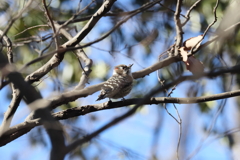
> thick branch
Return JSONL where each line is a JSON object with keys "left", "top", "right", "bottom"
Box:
{"left": 0, "top": 53, "right": 66, "bottom": 160}
{"left": 0, "top": 30, "right": 18, "bottom": 135}
{"left": 54, "top": 23, "right": 93, "bottom": 90}
{"left": 2, "top": 85, "right": 240, "bottom": 147}
{"left": 64, "top": 0, "right": 163, "bottom": 53}
{"left": 62, "top": 0, "right": 116, "bottom": 47}
{"left": 53, "top": 89, "right": 240, "bottom": 120}
{"left": 26, "top": 0, "right": 116, "bottom": 83}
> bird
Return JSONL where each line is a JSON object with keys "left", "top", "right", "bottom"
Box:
{"left": 96, "top": 64, "right": 134, "bottom": 101}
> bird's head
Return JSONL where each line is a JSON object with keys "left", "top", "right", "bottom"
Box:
{"left": 113, "top": 64, "right": 133, "bottom": 76}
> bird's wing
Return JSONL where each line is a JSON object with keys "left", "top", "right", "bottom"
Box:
{"left": 96, "top": 76, "right": 121, "bottom": 101}
{"left": 103, "top": 76, "right": 122, "bottom": 94}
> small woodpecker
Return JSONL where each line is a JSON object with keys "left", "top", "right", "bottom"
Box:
{"left": 96, "top": 64, "right": 133, "bottom": 101}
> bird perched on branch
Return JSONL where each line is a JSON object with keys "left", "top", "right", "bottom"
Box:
{"left": 96, "top": 64, "right": 134, "bottom": 101}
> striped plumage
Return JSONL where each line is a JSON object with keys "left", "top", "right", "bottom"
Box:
{"left": 96, "top": 64, "right": 133, "bottom": 101}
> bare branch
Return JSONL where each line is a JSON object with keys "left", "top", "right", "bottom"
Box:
{"left": 18, "top": 19, "right": 240, "bottom": 76}
{"left": 14, "top": 25, "right": 49, "bottom": 37}
{"left": 0, "top": 30, "right": 13, "bottom": 63}
{"left": 65, "top": 98, "right": 148, "bottom": 153}
{"left": 62, "top": 0, "right": 117, "bottom": 47}
{"left": 0, "top": 0, "right": 33, "bottom": 40}
{"left": 174, "top": 0, "right": 183, "bottom": 55}
{"left": 42, "top": 0, "right": 59, "bottom": 49}
{"left": 158, "top": 2, "right": 187, "bottom": 19}
{"left": 181, "top": 0, "right": 202, "bottom": 27}
{"left": 57, "top": 0, "right": 163, "bottom": 25}
{"left": 54, "top": 89, "right": 240, "bottom": 119}
{"left": 54, "top": 23, "right": 93, "bottom": 90}
{"left": 66, "top": 0, "right": 164, "bottom": 51}
{"left": 16, "top": 0, "right": 165, "bottom": 83}
{"left": 190, "top": 0, "right": 219, "bottom": 54}
{"left": 55, "top": 0, "right": 95, "bottom": 33}
{"left": 2, "top": 84, "right": 240, "bottom": 147}
{"left": 0, "top": 52, "right": 66, "bottom": 160}
{"left": 0, "top": 30, "right": 20, "bottom": 136}
{"left": 74, "top": 50, "right": 92, "bottom": 90}
{"left": 198, "top": 21, "right": 240, "bottom": 51}
{"left": 186, "top": 99, "right": 227, "bottom": 160}
{"left": 26, "top": 0, "right": 117, "bottom": 83}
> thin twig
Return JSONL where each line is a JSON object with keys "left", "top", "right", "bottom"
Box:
{"left": 57, "top": 0, "right": 163, "bottom": 25}
{"left": 39, "top": 39, "right": 54, "bottom": 56}
{"left": 190, "top": 0, "right": 219, "bottom": 54}
{"left": 186, "top": 100, "right": 226, "bottom": 160}
{"left": 204, "top": 127, "right": 240, "bottom": 147}
{"left": 76, "top": 0, "right": 82, "bottom": 13}
{"left": 175, "top": 104, "right": 182, "bottom": 160}
{"left": 54, "top": 0, "right": 95, "bottom": 36}
{"left": 187, "top": 42, "right": 231, "bottom": 160}
{"left": 42, "top": 0, "right": 59, "bottom": 49}
{"left": 158, "top": 3, "right": 187, "bottom": 19}
{"left": 158, "top": 70, "right": 182, "bottom": 160}
{"left": 158, "top": 76, "right": 180, "bottom": 123}
{"left": 0, "top": 0, "right": 33, "bottom": 40}
{"left": 25, "top": 0, "right": 117, "bottom": 83}
{"left": 174, "top": 0, "right": 183, "bottom": 56}
{"left": 53, "top": 22, "right": 92, "bottom": 90}
{"left": 62, "top": 0, "right": 163, "bottom": 48}
{"left": 14, "top": 25, "right": 49, "bottom": 37}
{"left": 181, "top": 0, "right": 202, "bottom": 26}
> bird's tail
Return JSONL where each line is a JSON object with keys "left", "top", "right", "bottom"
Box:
{"left": 96, "top": 93, "right": 105, "bottom": 101}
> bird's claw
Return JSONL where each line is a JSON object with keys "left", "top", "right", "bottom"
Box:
{"left": 108, "top": 98, "right": 112, "bottom": 103}
{"left": 121, "top": 97, "right": 126, "bottom": 102}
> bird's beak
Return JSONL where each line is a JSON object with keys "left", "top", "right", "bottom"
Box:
{"left": 128, "top": 64, "right": 133, "bottom": 68}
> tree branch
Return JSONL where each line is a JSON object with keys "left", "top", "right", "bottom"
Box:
{"left": 2, "top": 64, "right": 240, "bottom": 146}
{"left": 190, "top": 0, "right": 219, "bottom": 54}
{"left": 42, "top": 0, "right": 59, "bottom": 49}
{"left": 181, "top": 0, "right": 202, "bottom": 27}
{"left": 0, "top": 52, "right": 66, "bottom": 160}
{"left": 26, "top": 0, "right": 116, "bottom": 83}
{"left": 54, "top": 23, "right": 93, "bottom": 90}
{"left": 0, "top": 30, "right": 18, "bottom": 135}
{"left": 65, "top": 0, "right": 164, "bottom": 52}
{"left": 52, "top": 89, "right": 240, "bottom": 120}
{"left": 62, "top": 0, "right": 117, "bottom": 47}
{"left": 174, "top": 0, "right": 183, "bottom": 55}
{"left": 0, "top": 0, "right": 33, "bottom": 40}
